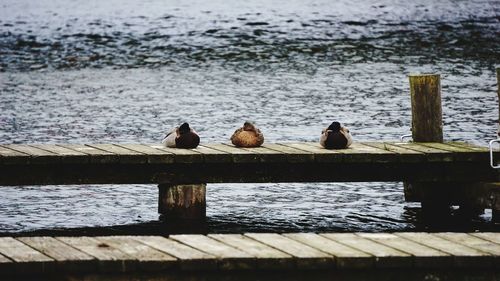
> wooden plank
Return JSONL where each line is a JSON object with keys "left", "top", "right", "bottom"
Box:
{"left": 303, "top": 142, "right": 397, "bottom": 163}
{"left": 284, "top": 233, "right": 373, "bottom": 269}
{"left": 194, "top": 145, "right": 232, "bottom": 163}
{"left": 0, "top": 237, "right": 53, "bottom": 274}
{"left": 148, "top": 144, "right": 203, "bottom": 163}
{"left": 114, "top": 144, "right": 175, "bottom": 164}
{"left": 362, "top": 142, "right": 426, "bottom": 163}
{"left": 58, "top": 144, "right": 118, "bottom": 164}
{"left": 262, "top": 143, "right": 314, "bottom": 163}
{"left": 448, "top": 142, "right": 491, "bottom": 152}
{"left": 244, "top": 233, "right": 333, "bottom": 269}
{"left": 209, "top": 234, "right": 293, "bottom": 269}
{"left": 86, "top": 144, "right": 147, "bottom": 164}
{"left": 0, "top": 145, "right": 30, "bottom": 164}
{"left": 132, "top": 236, "right": 216, "bottom": 270}
{"left": 470, "top": 232, "right": 500, "bottom": 244}
{"left": 418, "top": 143, "right": 488, "bottom": 161}
{"left": 170, "top": 234, "right": 255, "bottom": 270}
{"left": 1, "top": 144, "right": 59, "bottom": 164}
{"left": 321, "top": 233, "right": 411, "bottom": 268}
{"left": 17, "top": 237, "right": 96, "bottom": 272}
{"left": 241, "top": 146, "right": 288, "bottom": 162}
{"left": 358, "top": 233, "right": 451, "bottom": 268}
{"left": 388, "top": 142, "right": 453, "bottom": 162}
{"left": 95, "top": 236, "right": 176, "bottom": 271}
{"left": 30, "top": 144, "right": 89, "bottom": 164}
{"left": 202, "top": 143, "right": 259, "bottom": 163}
{"left": 280, "top": 143, "right": 343, "bottom": 163}
{"left": 396, "top": 233, "right": 492, "bottom": 267}
{"left": 434, "top": 233, "right": 500, "bottom": 256}
{"left": 56, "top": 236, "right": 136, "bottom": 273}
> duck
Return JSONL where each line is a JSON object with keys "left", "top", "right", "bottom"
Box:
{"left": 162, "top": 122, "right": 200, "bottom": 149}
{"left": 230, "top": 121, "right": 264, "bottom": 147}
{"left": 320, "top": 121, "right": 353, "bottom": 149}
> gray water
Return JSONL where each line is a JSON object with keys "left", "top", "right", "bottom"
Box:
{"left": 0, "top": 0, "right": 499, "bottom": 234}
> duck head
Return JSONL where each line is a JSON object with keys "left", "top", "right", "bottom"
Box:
{"left": 179, "top": 122, "right": 191, "bottom": 134}
{"left": 243, "top": 121, "right": 257, "bottom": 131}
{"left": 327, "top": 121, "right": 341, "bottom": 132}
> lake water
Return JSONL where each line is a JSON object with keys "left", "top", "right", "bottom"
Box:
{"left": 0, "top": 0, "right": 499, "bottom": 234}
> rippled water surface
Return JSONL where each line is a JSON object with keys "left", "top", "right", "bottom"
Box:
{"left": 0, "top": 0, "right": 499, "bottom": 234}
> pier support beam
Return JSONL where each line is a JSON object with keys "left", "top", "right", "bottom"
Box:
{"left": 158, "top": 184, "right": 206, "bottom": 220}
{"left": 406, "top": 74, "right": 451, "bottom": 216}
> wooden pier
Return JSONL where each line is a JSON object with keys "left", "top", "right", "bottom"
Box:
{"left": 1, "top": 141, "right": 500, "bottom": 221}
{"left": 0, "top": 232, "right": 498, "bottom": 280}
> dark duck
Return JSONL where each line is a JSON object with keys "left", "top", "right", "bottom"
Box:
{"left": 162, "top": 122, "right": 200, "bottom": 149}
{"left": 320, "top": 121, "right": 353, "bottom": 149}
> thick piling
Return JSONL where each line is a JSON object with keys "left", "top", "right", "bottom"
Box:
{"left": 158, "top": 184, "right": 207, "bottom": 221}
{"left": 406, "top": 74, "right": 449, "bottom": 216}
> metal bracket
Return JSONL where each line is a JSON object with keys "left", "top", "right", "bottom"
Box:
{"left": 489, "top": 139, "right": 500, "bottom": 169}
{"left": 400, "top": 134, "right": 413, "bottom": 142}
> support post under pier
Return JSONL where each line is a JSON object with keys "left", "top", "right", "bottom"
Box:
{"left": 158, "top": 184, "right": 207, "bottom": 220}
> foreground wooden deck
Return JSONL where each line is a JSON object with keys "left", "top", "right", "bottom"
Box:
{"left": 0, "top": 232, "right": 498, "bottom": 278}
{"left": 0, "top": 142, "right": 498, "bottom": 185}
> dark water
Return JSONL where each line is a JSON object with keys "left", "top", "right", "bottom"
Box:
{"left": 0, "top": 0, "right": 499, "bottom": 234}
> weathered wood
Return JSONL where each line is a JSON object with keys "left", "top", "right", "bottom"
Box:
{"left": 244, "top": 233, "right": 333, "bottom": 269}
{"left": 1, "top": 144, "right": 59, "bottom": 164}
{"left": 132, "top": 236, "right": 216, "bottom": 270}
{"left": 362, "top": 142, "right": 426, "bottom": 163}
{"left": 280, "top": 143, "right": 343, "bottom": 163}
{"left": 170, "top": 234, "right": 255, "bottom": 270}
{"left": 86, "top": 144, "right": 147, "bottom": 164}
{"left": 434, "top": 233, "right": 500, "bottom": 259}
{"left": 158, "top": 184, "right": 206, "bottom": 220}
{"left": 58, "top": 144, "right": 118, "bottom": 164}
{"left": 0, "top": 145, "right": 30, "bottom": 164}
{"left": 390, "top": 142, "right": 452, "bottom": 162}
{"left": 470, "top": 232, "right": 500, "bottom": 244}
{"left": 284, "top": 233, "right": 373, "bottom": 269}
{"left": 497, "top": 67, "right": 500, "bottom": 135}
{"left": 56, "top": 236, "right": 136, "bottom": 273}
{"left": 29, "top": 144, "right": 90, "bottom": 164}
{"left": 209, "top": 234, "right": 293, "bottom": 269}
{"left": 240, "top": 146, "right": 288, "bottom": 162}
{"left": 418, "top": 142, "right": 488, "bottom": 161}
{"left": 114, "top": 144, "right": 175, "bottom": 164}
{"left": 17, "top": 236, "right": 96, "bottom": 272}
{"left": 396, "top": 233, "right": 492, "bottom": 267}
{"left": 95, "top": 236, "right": 176, "bottom": 271}
{"left": 0, "top": 237, "right": 54, "bottom": 274}
{"left": 320, "top": 233, "right": 411, "bottom": 268}
{"left": 261, "top": 144, "right": 314, "bottom": 163}
{"left": 149, "top": 144, "right": 203, "bottom": 163}
{"left": 358, "top": 233, "right": 451, "bottom": 268}
{"left": 193, "top": 145, "right": 232, "bottom": 163}
{"left": 202, "top": 143, "right": 259, "bottom": 163}
{"left": 409, "top": 74, "right": 443, "bottom": 142}
{"left": 302, "top": 142, "right": 397, "bottom": 163}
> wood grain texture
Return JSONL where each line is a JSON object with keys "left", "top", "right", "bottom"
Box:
{"left": 95, "top": 236, "right": 176, "bottom": 271}
{"left": 209, "top": 234, "right": 293, "bottom": 269}
{"left": 245, "top": 233, "right": 333, "bottom": 269}
{"left": 321, "top": 233, "right": 411, "bottom": 268}
{"left": 56, "top": 236, "right": 136, "bottom": 273}
{"left": 363, "top": 142, "right": 426, "bottom": 163}
{"left": 284, "top": 233, "right": 373, "bottom": 269}
{"left": 396, "top": 233, "right": 492, "bottom": 268}
{"left": 0, "top": 237, "right": 54, "bottom": 274}
{"left": 0, "top": 145, "right": 30, "bottom": 164}
{"left": 86, "top": 144, "right": 147, "bottom": 164}
{"left": 280, "top": 143, "right": 343, "bottom": 163}
{"left": 193, "top": 145, "right": 232, "bottom": 163}
{"left": 115, "top": 144, "right": 175, "bottom": 164}
{"left": 132, "top": 236, "right": 216, "bottom": 270}
{"left": 1, "top": 144, "right": 59, "bottom": 164}
{"left": 262, "top": 143, "right": 315, "bottom": 163}
{"left": 149, "top": 144, "right": 203, "bottom": 163}
{"left": 29, "top": 144, "right": 89, "bottom": 164}
{"left": 409, "top": 74, "right": 443, "bottom": 142}
{"left": 389, "top": 142, "right": 453, "bottom": 162}
{"left": 470, "top": 232, "right": 500, "bottom": 244}
{"left": 202, "top": 143, "right": 259, "bottom": 163}
{"left": 358, "top": 233, "right": 451, "bottom": 268}
{"left": 170, "top": 234, "right": 255, "bottom": 270}
{"left": 58, "top": 144, "right": 118, "bottom": 164}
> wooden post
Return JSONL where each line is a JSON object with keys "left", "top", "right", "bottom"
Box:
{"left": 158, "top": 184, "right": 206, "bottom": 220}
{"left": 409, "top": 74, "right": 443, "bottom": 142}
{"left": 497, "top": 68, "right": 500, "bottom": 138}
{"left": 407, "top": 74, "right": 449, "bottom": 216}
{"left": 495, "top": 68, "right": 500, "bottom": 222}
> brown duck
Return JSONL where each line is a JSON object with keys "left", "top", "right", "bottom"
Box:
{"left": 230, "top": 122, "right": 264, "bottom": 147}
